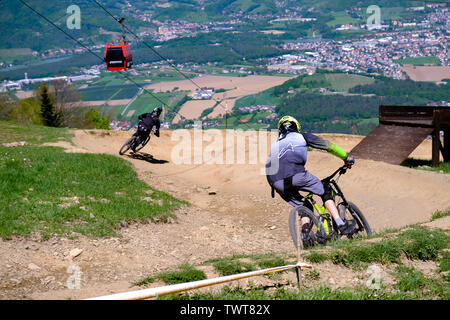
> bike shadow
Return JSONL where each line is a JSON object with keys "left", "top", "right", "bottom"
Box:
{"left": 126, "top": 152, "right": 169, "bottom": 164}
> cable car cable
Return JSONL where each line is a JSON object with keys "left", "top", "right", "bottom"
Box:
{"left": 16, "top": 0, "right": 188, "bottom": 120}
{"left": 89, "top": 0, "right": 254, "bottom": 130}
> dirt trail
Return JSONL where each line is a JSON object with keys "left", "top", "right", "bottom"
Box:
{"left": 1, "top": 130, "right": 449, "bottom": 300}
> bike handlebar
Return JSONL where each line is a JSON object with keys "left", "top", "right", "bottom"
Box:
{"left": 322, "top": 165, "right": 348, "bottom": 183}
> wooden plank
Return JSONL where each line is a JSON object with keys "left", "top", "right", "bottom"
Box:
{"left": 350, "top": 124, "right": 433, "bottom": 165}
{"left": 444, "top": 129, "right": 450, "bottom": 162}
{"left": 379, "top": 105, "right": 434, "bottom": 126}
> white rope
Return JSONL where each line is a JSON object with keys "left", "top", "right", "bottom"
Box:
{"left": 86, "top": 262, "right": 313, "bottom": 300}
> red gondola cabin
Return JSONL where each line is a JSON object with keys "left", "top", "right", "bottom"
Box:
{"left": 104, "top": 41, "right": 133, "bottom": 71}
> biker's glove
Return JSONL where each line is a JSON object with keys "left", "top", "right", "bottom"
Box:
{"left": 344, "top": 156, "right": 355, "bottom": 168}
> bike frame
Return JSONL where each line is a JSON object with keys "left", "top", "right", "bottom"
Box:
{"left": 300, "top": 166, "right": 354, "bottom": 237}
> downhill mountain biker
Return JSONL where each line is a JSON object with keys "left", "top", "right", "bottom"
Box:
{"left": 131, "top": 106, "right": 162, "bottom": 152}
{"left": 265, "top": 115, "right": 356, "bottom": 248}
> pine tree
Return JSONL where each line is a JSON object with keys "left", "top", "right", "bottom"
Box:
{"left": 39, "top": 82, "right": 61, "bottom": 127}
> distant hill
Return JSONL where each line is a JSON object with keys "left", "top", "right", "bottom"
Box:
{"left": 2, "top": 0, "right": 420, "bottom": 51}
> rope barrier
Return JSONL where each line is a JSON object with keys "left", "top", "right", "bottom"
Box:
{"left": 86, "top": 262, "right": 313, "bottom": 300}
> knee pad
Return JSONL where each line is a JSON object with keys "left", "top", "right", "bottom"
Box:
{"left": 321, "top": 182, "right": 334, "bottom": 202}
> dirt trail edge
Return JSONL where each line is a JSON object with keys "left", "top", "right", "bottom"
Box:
{"left": 1, "top": 130, "right": 449, "bottom": 300}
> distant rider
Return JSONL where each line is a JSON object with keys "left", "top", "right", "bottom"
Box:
{"left": 131, "top": 106, "right": 162, "bottom": 152}
{"left": 266, "top": 115, "right": 356, "bottom": 248}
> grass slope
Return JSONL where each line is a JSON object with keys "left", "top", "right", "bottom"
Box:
{"left": 133, "top": 222, "right": 450, "bottom": 300}
{"left": 0, "top": 121, "right": 187, "bottom": 239}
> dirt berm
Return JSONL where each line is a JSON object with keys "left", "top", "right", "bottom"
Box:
{"left": 1, "top": 129, "right": 449, "bottom": 299}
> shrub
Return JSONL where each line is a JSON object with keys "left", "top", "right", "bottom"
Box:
{"left": 7, "top": 98, "right": 42, "bottom": 125}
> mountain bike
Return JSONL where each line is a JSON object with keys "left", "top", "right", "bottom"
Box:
{"left": 119, "top": 129, "right": 151, "bottom": 155}
{"left": 288, "top": 165, "right": 372, "bottom": 250}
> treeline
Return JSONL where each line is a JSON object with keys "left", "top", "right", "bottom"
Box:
{"left": 277, "top": 92, "right": 430, "bottom": 122}
{"left": 270, "top": 91, "right": 431, "bottom": 134}
{"left": 0, "top": 0, "right": 148, "bottom": 51}
{"left": 1, "top": 30, "right": 288, "bottom": 80}
{"left": 0, "top": 53, "right": 101, "bottom": 81}
{"left": 0, "top": 81, "right": 109, "bottom": 129}
{"left": 135, "top": 31, "right": 288, "bottom": 65}
{"left": 349, "top": 79, "right": 450, "bottom": 103}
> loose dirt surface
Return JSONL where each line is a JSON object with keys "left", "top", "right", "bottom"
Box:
{"left": 1, "top": 130, "right": 449, "bottom": 300}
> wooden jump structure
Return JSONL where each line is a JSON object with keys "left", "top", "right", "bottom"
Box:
{"left": 350, "top": 105, "right": 450, "bottom": 166}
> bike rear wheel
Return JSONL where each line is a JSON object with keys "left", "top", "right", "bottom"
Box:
{"left": 134, "top": 134, "right": 150, "bottom": 152}
{"left": 119, "top": 136, "right": 137, "bottom": 155}
{"left": 338, "top": 201, "right": 372, "bottom": 237}
{"left": 289, "top": 206, "right": 326, "bottom": 250}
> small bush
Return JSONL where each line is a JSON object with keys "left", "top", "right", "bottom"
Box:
{"left": 431, "top": 210, "right": 450, "bottom": 221}
{"left": 398, "top": 227, "right": 449, "bottom": 261}
{"left": 303, "top": 251, "right": 329, "bottom": 264}
{"left": 157, "top": 263, "right": 206, "bottom": 285}
{"left": 213, "top": 259, "right": 256, "bottom": 276}
{"left": 394, "top": 266, "right": 427, "bottom": 293}
{"left": 7, "top": 98, "right": 42, "bottom": 125}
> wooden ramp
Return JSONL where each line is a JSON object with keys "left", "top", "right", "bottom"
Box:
{"left": 350, "top": 105, "right": 450, "bottom": 166}
{"left": 350, "top": 124, "right": 433, "bottom": 165}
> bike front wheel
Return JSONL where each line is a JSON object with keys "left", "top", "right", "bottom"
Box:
{"left": 338, "top": 201, "right": 372, "bottom": 237}
{"left": 119, "top": 136, "right": 137, "bottom": 155}
{"left": 289, "top": 206, "right": 326, "bottom": 250}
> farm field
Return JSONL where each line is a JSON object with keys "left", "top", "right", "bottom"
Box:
{"left": 146, "top": 75, "right": 293, "bottom": 120}
{"left": 402, "top": 65, "right": 450, "bottom": 82}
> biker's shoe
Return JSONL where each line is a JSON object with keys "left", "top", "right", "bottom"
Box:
{"left": 301, "top": 225, "right": 315, "bottom": 248}
{"left": 338, "top": 220, "right": 357, "bottom": 235}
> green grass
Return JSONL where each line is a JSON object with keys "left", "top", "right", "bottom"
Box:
{"left": 234, "top": 88, "right": 280, "bottom": 108}
{"left": 401, "top": 158, "right": 450, "bottom": 174}
{"left": 325, "top": 73, "right": 375, "bottom": 93}
{"left": 121, "top": 90, "right": 188, "bottom": 125}
{"left": 394, "top": 56, "right": 441, "bottom": 66}
{"left": 326, "top": 11, "right": 360, "bottom": 27}
{"left": 0, "top": 145, "right": 187, "bottom": 239}
{"left": 0, "top": 120, "right": 72, "bottom": 145}
{"left": 0, "top": 121, "right": 187, "bottom": 239}
{"left": 0, "top": 48, "right": 34, "bottom": 64}
{"left": 432, "top": 210, "right": 450, "bottom": 221}
{"left": 161, "top": 283, "right": 419, "bottom": 300}
{"left": 78, "top": 85, "right": 140, "bottom": 101}
{"left": 204, "top": 253, "right": 291, "bottom": 276}
{"left": 134, "top": 263, "right": 206, "bottom": 286}
{"left": 133, "top": 224, "right": 450, "bottom": 300}
{"left": 302, "top": 226, "right": 450, "bottom": 269}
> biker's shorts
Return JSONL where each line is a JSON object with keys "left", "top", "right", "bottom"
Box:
{"left": 271, "top": 171, "right": 333, "bottom": 207}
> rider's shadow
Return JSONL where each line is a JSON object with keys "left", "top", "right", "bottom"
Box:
{"left": 127, "top": 152, "right": 169, "bottom": 164}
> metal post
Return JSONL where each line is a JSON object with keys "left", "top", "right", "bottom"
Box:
{"left": 296, "top": 215, "right": 303, "bottom": 288}
{"left": 118, "top": 17, "right": 126, "bottom": 42}
{"left": 432, "top": 129, "right": 440, "bottom": 167}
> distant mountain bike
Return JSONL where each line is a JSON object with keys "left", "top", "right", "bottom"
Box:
{"left": 119, "top": 130, "right": 151, "bottom": 155}
{"left": 289, "top": 165, "right": 372, "bottom": 250}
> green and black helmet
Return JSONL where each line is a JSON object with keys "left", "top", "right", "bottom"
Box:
{"left": 278, "top": 115, "right": 301, "bottom": 134}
